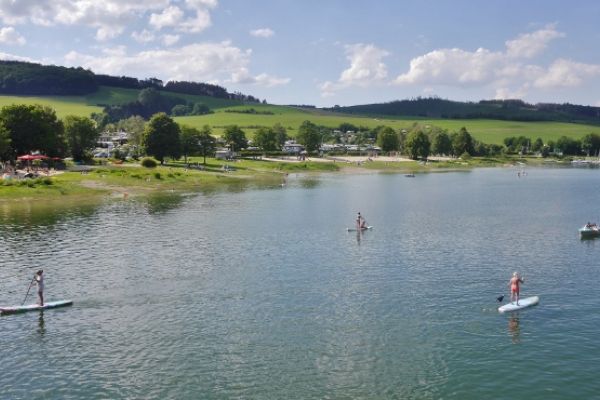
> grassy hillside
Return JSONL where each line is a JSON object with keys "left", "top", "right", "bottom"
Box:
{"left": 1, "top": 86, "right": 600, "bottom": 144}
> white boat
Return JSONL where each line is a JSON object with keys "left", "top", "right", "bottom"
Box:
{"left": 579, "top": 223, "right": 600, "bottom": 238}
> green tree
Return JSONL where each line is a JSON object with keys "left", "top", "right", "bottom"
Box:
{"left": 376, "top": 126, "right": 399, "bottom": 152}
{"left": 296, "top": 120, "right": 321, "bottom": 152}
{"left": 179, "top": 125, "right": 201, "bottom": 164}
{"left": 273, "top": 123, "right": 287, "bottom": 149}
{"left": 142, "top": 113, "right": 181, "bottom": 164}
{"left": 171, "top": 104, "right": 191, "bottom": 116}
{"left": 0, "top": 104, "right": 65, "bottom": 157}
{"left": 253, "top": 127, "right": 278, "bottom": 151}
{"left": 451, "top": 127, "right": 474, "bottom": 157}
{"left": 191, "top": 103, "right": 210, "bottom": 115}
{"left": 117, "top": 115, "right": 146, "bottom": 148}
{"left": 405, "top": 130, "right": 430, "bottom": 160}
{"left": 64, "top": 115, "right": 99, "bottom": 162}
{"left": 0, "top": 122, "right": 11, "bottom": 161}
{"left": 198, "top": 125, "right": 216, "bottom": 165}
{"left": 432, "top": 131, "right": 452, "bottom": 156}
{"left": 531, "top": 137, "right": 544, "bottom": 153}
{"left": 222, "top": 125, "right": 247, "bottom": 152}
{"left": 556, "top": 136, "right": 581, "bottom": 156}
{"left": 581, "top": 133, "right": 600, "bottom": 156}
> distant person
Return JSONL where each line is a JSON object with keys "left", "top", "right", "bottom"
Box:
{"left": 508, "top": 272, "right": 524, "bottom": 305}
{"left": 34, "top": 269, "right": 44, "bottom": 306}
{"left": 356, "top": 212, "right": 362, "bottom": 230}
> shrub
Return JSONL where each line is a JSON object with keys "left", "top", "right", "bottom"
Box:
{"left": 460, "top": 151, "right": 472, "bottom": 160}
{"left": 141, "top": 157, "right": 158, "bottom": 168}
{"left": 154, "top": 172, "right": 162, "bottom": 179}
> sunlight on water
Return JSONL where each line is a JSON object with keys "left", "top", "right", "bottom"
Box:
{"left": 1, "top": 167, "right": 600, "bottom": 399}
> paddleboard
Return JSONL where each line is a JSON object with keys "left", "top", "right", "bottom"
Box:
{"left": 498, "top": 296, "right": 539, "bottom": 313}
{"left": 347, "top": 226, "right": 373, "bottom": 232}
{"left": 0, "top": 300, "right": 73, "bottom": 315}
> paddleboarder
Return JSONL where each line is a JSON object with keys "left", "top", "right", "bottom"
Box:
{"left": 34, "top": 270, "right": 44, "bottom": 306}
{"left": 508, "top": 271, "right": 524, "bottom": 305}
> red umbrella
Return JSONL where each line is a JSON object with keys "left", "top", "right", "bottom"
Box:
{"left": 17, "top": 154, "right": 49, "bottom": 160}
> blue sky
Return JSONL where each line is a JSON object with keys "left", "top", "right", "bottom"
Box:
{"left": 1, "top": 0, "right": 600, "bottom": 107}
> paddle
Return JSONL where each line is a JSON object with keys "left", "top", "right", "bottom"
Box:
{"left": 496, "top": 295, "right": 504, "bottom": 303}
{"left": 21, "top": 276, "right": 35, "bottom": 306}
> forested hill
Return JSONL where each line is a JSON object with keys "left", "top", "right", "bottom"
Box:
{"left": 0, "top": 60, "right": 261, "bottom": 102}
{"left": 326, "top": 98, "right": 600, "bottom": 125}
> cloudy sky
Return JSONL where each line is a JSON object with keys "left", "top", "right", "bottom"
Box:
{"left": 1, "top": 0, "right": 600, "bottom": 107}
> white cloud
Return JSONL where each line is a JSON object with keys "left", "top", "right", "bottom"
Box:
{"left": 250, "top": 28, "right": 274, "bottom": 38}
{"left": 0, "top": 26, "right": 26, "bottom": 45}
{"left": 149, "top": 5, "right": 183, "bottom": 30}
{"left": 505, "top": 25, "right": 564, "bottom": 58}
{"left": 177, "top": 8, "right": 212, "bottom": 33}
{"left": 394, "top": 47, "right": 503, "bottom": 86}
{"left": 0, "top": 51, "right": 34, "bottom": 62}
{"left": 64, "top": 41, "right": 289, "bottom": 87}
{"left": 392, "top": 26, "right": 600, "bottom": 100}
{"left": 132, "top": 30, "right": 155, "bottom": 43}
{"left": 320, "top": 43, "right": 389, "bottom": 96}
{"left": 162, "top": 34, "right": 180, "bottom": 46}
{"left": 533, "top": 59, "right": 600, "bottom": 88}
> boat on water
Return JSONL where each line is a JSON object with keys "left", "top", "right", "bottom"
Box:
{"left": 404, "top": 174, "right": 415, "bottom": 178}
{"left": 579, "top": 223, "right": 600, "bottom": 238}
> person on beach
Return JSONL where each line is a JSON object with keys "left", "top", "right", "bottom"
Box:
{"left": 34, "top": 269, "right": 44, "bottom": 306}
{"left": 508, "top": 271, "right": 524, "bottom": 305}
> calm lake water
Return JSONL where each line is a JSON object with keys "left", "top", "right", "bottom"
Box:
{"left": 1, "top": 167, "right": 600, "bottom": 399}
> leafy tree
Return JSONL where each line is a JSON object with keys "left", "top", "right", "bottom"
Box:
{"left": 191, "top": 103, "right": 210, "bottom": 115}
{"left": 432, "top": 131, "right": 452, "bottom": 156}
{"left": 222, "top": 125, "right": 247, "bottom": 152}
{"left": 198, "top": 125, "right": 216, "bottom": 165}
{"left": 272, "top": 123, "right": 287, "bottom": 149}
{"left": 296, "top": 120, "right": 321, "bottom": 152}
{"left": 405, "top": 130, "right": 430, "bottom": 160}
{"left": 253, "top": 127, "right": 278, "bottom": 151}
{"left": 171, "top": 104, "right": 191, "bottom": 116}
{"left": 0, "top": 104, "right": 65, "bottom": 157}
{"left": 179, "top": 125, "right": 202, "bottom": 164}
{"left": 451, "top": 127, "right": 474, "bottom": 156}
{"left": 0, "top": 122, "right": 11, "bottom": 161}
{"left": 376, "top": 126, "right": 399, "bottom": 152}
{"left": 531, "top": 137, "right": 544, "bottom": 153}
{"left": 581, "top": 133, "right": 600, "bottom": 156}
{"left": 142, "top": 113, "right": 181, "bottom": 164}
{"left": 338, "top": 122, "right": 358, "bottom": 133}
{"left": 556, "top": 136, "right": 581, "bottom": 156}
{"left": 64, "top": 115, "right": 99, "bottom": 162}
{"left": 116, "top": 116, "right": 146, "bottom": 148}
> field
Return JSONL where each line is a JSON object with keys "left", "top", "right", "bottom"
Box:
{"left": 1, "top": 86, "right": 600, "bottom": 144}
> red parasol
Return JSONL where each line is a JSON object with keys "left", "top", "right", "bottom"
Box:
{"left": 17, "top": 154, "right": 49, "bottom": 161}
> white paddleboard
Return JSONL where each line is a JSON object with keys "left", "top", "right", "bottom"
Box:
{"left": 498, "top": 296, "right": 539, "bottom": 313}
{"left": 0, "top": 300, "right": 73, "bottom": 315}
{"left": 347, "top": 226, "right": 373, "bottom": 232}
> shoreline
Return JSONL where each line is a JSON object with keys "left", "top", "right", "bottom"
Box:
{"left": 0, "top": 156, "right": 576, "bottom": 204}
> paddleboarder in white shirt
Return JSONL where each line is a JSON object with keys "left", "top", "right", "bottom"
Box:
{"left": 34, "top": 270, "right": 44, "bottom": 306}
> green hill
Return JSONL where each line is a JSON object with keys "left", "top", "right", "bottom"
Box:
{"left": 1, "top": 86, "right": 600, "bottom": 145}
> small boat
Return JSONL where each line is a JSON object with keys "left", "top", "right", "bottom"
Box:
{"left": 0, "top": 300, "right": 73, "bottom": 315}
{"left": 404, "top": 174, "right": 415, "bottom": 178}
{"left": 579, "top": 223, "right": 600, "bottom": 238}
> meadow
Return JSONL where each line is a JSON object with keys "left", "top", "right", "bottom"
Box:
{"left": 1, "top": 86, "right": 600, "bottom": 145}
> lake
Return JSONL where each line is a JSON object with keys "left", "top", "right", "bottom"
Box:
{"left": 1, "top": 167, "right": 599, "bottom": 399}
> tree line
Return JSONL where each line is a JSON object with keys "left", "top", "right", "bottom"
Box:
{"left": 0, "top": 60, "right": 262, "bottom": 102}
{"left": 328, "top": 97, "right": 600, "bottom": 125}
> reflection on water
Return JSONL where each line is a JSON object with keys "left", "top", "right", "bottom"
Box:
{"left": 299, "top": 177, "right": 320, "bottom": 189}
{"left": 37, "top": 311, "right": 45, "bottom": 335}
{"left": 141, "top": 192, "right": 186, "bottom": 214}
{"left": 508, "top": 315, "right": 520, "bottom": 344}
{"left": 0, "top": 200, "right": 101, "bottom": 228}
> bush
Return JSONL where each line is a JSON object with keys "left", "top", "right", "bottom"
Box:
{"left": 154, "top": 172, "right": 162, "bottom": 179}
{"left": 141, "top": 157, "right": 158, "bottom": 168}
{"left": 459, "top": 152, "right": 472, "bottom": 160}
